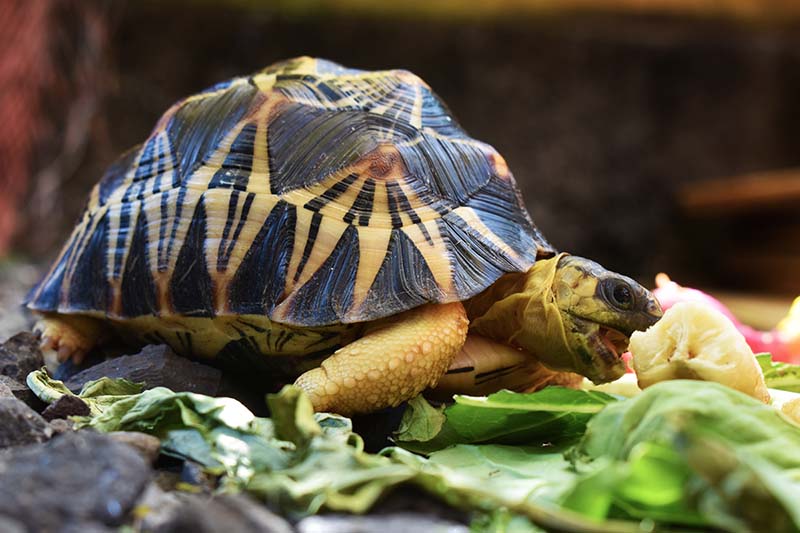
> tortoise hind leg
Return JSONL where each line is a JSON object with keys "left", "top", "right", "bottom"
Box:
{"left": 294, "top": 302, "right": 469, "bottom": 415}
{"left": 34, "top": 313, "right": 105, "bottom": 364}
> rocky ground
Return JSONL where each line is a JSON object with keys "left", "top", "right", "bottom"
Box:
{"left": 0, "top": 264, "right": 468, "bottom": 533}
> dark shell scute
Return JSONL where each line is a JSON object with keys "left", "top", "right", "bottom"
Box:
{"left": 167, "top": 82, "right": 258, "bottom": 186}
{"left": 464, "top": 177, "right": 540, "bottom": 256}
{"left": 121, "top": 209, "right": 158, "bottom": 317}
{"left": 397, "top": 133, "right": 492, "bottom": 208}
{"left": 98, "top": 148, "right": 139, "bottom": 206}
{"left": 361, "top": 229, "right": 441, "bottom": 317}
{"left": 208, "top": 123, "right": 258, "bottom": 191}
{"left": 280, "top": 225, "right": 359, "bottom": 325}
{"left": 227, "top": 200, "right": 296, "bottom": 316}
{"left": 67, "top": 213, "right": 110, "bottom": 312}
{"left": 267, "top": 103, "right": 415, "bottom": 195}
{"left": 420, "top": 86, "right": 464, "bottom": 137}
{"left": 170, "top": 200, "right": 214, "bottom": 317}
{"left": 441, "top": 216, "right": 515, "bottom": 300}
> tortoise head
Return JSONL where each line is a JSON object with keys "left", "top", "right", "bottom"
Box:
{"left": 467, "top": 253, "right": 662, "bottom": 384}
{"left": 549, "top": 255, "right": 662, "bottom": 383}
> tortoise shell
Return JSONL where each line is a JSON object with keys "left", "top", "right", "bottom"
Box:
{"left": 27, "top": 57, "right": 554, "bottom": 327}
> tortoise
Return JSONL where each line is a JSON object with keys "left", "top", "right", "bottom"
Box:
{"left": 26, "top": 57, "right": 662, "bottom": 415}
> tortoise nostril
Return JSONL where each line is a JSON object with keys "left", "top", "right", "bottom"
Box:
{"left": 645, "top": 300, "right": 664, "bottom": 324}
{"left": 650, "top": 299, "right": 664, "bottom": 316}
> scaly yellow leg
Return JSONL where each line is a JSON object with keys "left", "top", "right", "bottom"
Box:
{"left": 429, "top": 334, "right": 583, "bottom": 401}
{"left": 34, "top": 313, "right": 105, "bottom": 364}
{"left": 294, "top": 302, "right": 469, "bottom": 415}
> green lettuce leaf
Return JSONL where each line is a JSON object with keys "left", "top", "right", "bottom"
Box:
{"left": 562, "top": 441, "right": 706, "bottom": 526}
{"left": 757, "top": 353, "right": 800, "bottom": 393}
{"left": 395, "top": 387, "right": 617, "bottom": 454}
{"left": 568, "top": 379, "right": 800, "bottom": 531}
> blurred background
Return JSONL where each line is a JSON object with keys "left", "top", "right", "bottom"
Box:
{"left": 3, "top": 0, "right": 800, "bottom": 336}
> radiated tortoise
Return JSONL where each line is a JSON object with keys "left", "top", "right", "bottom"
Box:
{"left": 26, "top": 57, "right": 662, "bottom": 414}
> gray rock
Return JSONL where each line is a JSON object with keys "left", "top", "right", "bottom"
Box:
{"left": 0, "top": 515, "right": 26, "bottom": 533}
{"left": 0, "top": 332, "right": 44, "bottom": 383}
{"left": 58, "top": 522, "right": 115, "bottom": 533}
{"left": 142, "top": 492, "right": 294, "bottom": 533}
{"left": 64, "top": 344, "right": 221, "bottom": 395}
{"left": 0, "top": 375, "right": 23, "bottom": 391}
{"left": 0, "top": 378, "right": 12, "bottom": 398}
{"left": 49, "top": 417, "right": 76, "bottom": 434}
{"left": 0, "top": 397, "right": 52, "bottom": 448}
{"left": 134, "top": 484, "right": 182, "bottom": 531}
{"left": 297, "top": 513, "right": 469, "bottom": 533}
{"left": 0, "top": 374, "right": 43, "bottom": 409}
{"left": 42, "top": 394, "right": 91, "bottom": 421}
{"left": 0, "top": 431, "right": 152, "bottom": 530}
{"left": 108, "top": 431, "right": 161, "bottom": 464}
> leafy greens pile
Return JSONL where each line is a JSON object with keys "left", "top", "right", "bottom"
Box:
{"left": 27, "top": 360, "right": 800, "bottom": 533}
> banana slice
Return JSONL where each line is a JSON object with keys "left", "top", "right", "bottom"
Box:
{"left": 629, "top": 301, "right": 770, "bottom": 403}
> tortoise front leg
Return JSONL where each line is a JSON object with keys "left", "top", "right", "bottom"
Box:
{"left": 294, "top": 302, "right": 469, "bottom": 415}
{"left": 429, "top": 334, "right": 583, "bottom": 400}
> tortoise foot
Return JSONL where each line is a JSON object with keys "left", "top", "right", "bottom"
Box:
{"left": 34, "top": 315, "right": 102, "bottom": 364}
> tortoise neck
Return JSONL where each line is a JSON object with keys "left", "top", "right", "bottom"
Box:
{"left": 463, "top": 271, "right": 528, "bottom": 323}
{"left": 464, "top": 255, "right": 566, "bottom": 347}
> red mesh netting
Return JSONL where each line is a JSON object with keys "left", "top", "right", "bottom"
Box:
{"left": 0, "top": 0, "right": 51, "bottom": 254}
{"left": 0, "top": 0, "right": 108, "bottom": 257}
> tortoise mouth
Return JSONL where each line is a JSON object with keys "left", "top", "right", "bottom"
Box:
{"left": 598, "top": 326, "right": 631, "bottom": 360}
{"left": 574, "top": 322, "right": 629, "bottom": 384}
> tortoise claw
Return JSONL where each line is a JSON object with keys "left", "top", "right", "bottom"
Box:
{"left": 38, "top": 334, "right": 56, "bottom": 351}
{"left": 33, "top": 316, "right": 100, "bottom": 365}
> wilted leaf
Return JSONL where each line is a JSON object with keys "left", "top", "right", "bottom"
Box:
{"left": 27, "top": 369, "right": 143, "bottom": 416}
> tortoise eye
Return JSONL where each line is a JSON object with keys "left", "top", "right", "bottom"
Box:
{"left": 611, "top": 282, "right": 633, "bottom": 309}
{"left": 603, "top": 280, "right": 634, "bottom": 310}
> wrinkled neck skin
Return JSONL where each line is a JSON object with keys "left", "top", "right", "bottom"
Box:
{"left": 465, "top": 253, "right": 662, "bottom": 384}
